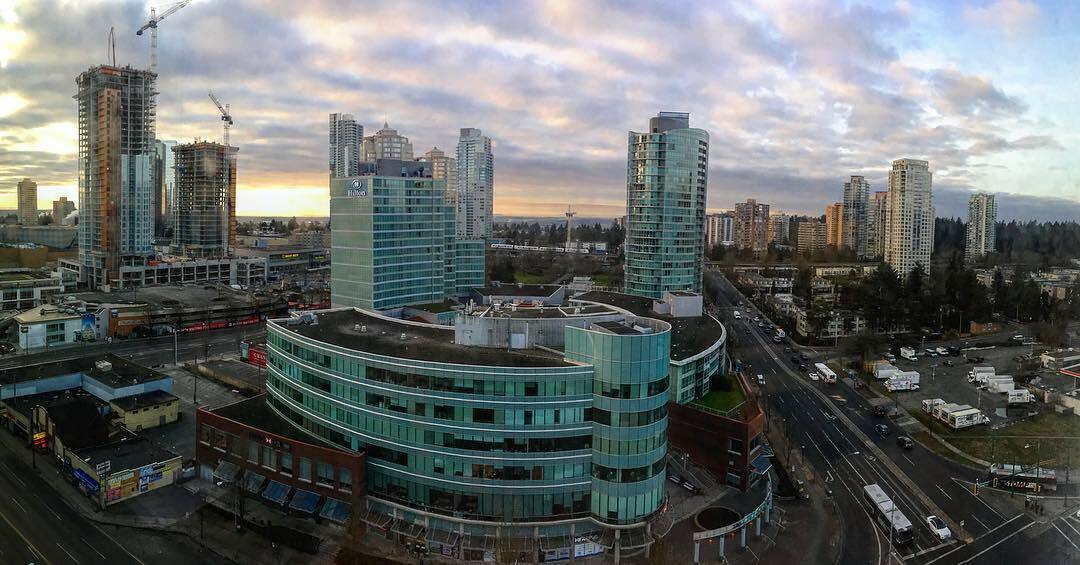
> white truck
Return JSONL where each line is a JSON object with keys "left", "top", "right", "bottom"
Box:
{"left": 922, "top": 398, "right": 945, "bottom": 414}
{"left": 986, "top": 376, "right": 1015, "bottom": 394}
{"left": 885, "top": 378, "right": 919, "bottom": 392}
{"left": 900, "top": 347, "right": 917, "bottom": 362}
{"left": 874, "top": 363, "right": 900, "bottom": 380}
{"left": 895, "top": 370, "right": 920, "bottom": 385}
{"left": 933, "top": 402, "right": 966, "bottom": 421}
{"left": 1007, "top": 389, "right": 1033, "bottom": 404}
{"left": 967, "top": 366, "right": 995, "bottom": 384}
{"left": 947, "top": 408, "right": 989, "bottom": 430}
{"left": 815, "top": 362, "right": 838, "bottom": 383}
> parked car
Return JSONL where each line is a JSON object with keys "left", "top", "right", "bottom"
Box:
{"left": 875, "top": 424, "right": 891, "bottom": 437}
{"left": 799, "top": 363, "right": 809, "bottom": 372}
{"left": 1011, "top": 335, "right": 1025, "bottom": 342}
{"left": 943, "top": 360, "right": 955, "bottom": 367}
{"left": 926, "top": 515, "right": 952, "bottom": 540}
{"left": 896, "top": 436, "right": 914, "bottom": 449}
{"left": 757, "top": 374, "right": 766, "bottom": 385}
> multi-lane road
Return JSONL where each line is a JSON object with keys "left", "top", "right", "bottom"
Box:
{"left": 709, "top": 271, "right": 1079, "bottom": 564}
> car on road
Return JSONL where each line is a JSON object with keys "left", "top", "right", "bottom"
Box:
{"left": 799, "top": 363, "right": 808, "bottom": 371}
{"left": 1011, "top": 334, "right": 1025, "bottom": 342}
{"left": 791, "top": 355, "right": 800, "bottom": 364}
{"left": 756, "top": 374, "right": 766, "bottom": 385}
{"left": 896, "top": 436, "right": 914, "bottom": 449}
{"left": 733, "top": 310, "right": 742, "bottom": 319}
{"left": 875, "top": 423, "right": 891, "bottom": 437}
{"left": 946, "top": 346, "right": 960, "bottom": 356}
{"left": 935, "top": 347, "right": 949, "bottom": 356}
{"left": 784, "top": 346, "right": 792, "bottom": 352}
{"left": 808, "top": 372, "right": 821, "bottom": 381}
{"left": 926, "top": 515, "right": 951, "bottom": 540}
{"left": 743, "top": 328, "right": 751, "bottom": 334}
{"left": 942, "top": 359, "right": 955, "bottom": 367}
{"left": 753, "top": 316, "right": 761, "bottom": 322}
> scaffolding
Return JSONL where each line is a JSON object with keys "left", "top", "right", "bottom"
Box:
{"left": 171, "top": 141, "right": 237, "bottom": 259}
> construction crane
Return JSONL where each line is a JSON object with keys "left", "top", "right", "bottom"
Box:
{"left": 135, "top": 0, "right": 192, "bottom": 73}
{"left": 209, "top": 91, "right": 234, "bottom": 256}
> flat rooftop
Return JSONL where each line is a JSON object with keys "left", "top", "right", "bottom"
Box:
{"left": 5, "top": 389, "right": 112, "bottom": 450}
{"left": 76, "top": 285, "right": 279, "bottom": 310}
{"left": 15, "top": 306, "right": 82, "bottom": 323}
{"left": 471, "top": 304, "right": 615, "bottom": 319}
{"left": 74, "top": 436, "right": 180, "bottom": 473}
{"left": 474, "top": 283, "right": 563, "bottom": 297}
{"left": 209, "top": 395, "right": 351, "bottom": 451}
{"left": 275, "top": 309, "right": 573, "bottom": 367}
{"left": 6, "top": 354, "right": 170, "bottom": 387}
{"left": 575, "top": 291, "right": 726, "bottom": 361}
{"left": 110, "top": 389, "right": 179, "bottom": 412}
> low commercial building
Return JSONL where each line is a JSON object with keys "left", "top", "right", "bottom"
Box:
{"left": 0, "top": 354, "right": 173, "bottom": 406}
{"left": 195, "top": 396, "right": 365, "bottom": 523}
{"left": 59, "top": 255, "right": 268, "bottom": 290}
{"left": 0, "top": 225, "right": 78, "bottom": 249}
{"left": 14, "top": 305, "right": 87, "bottom": 349}
{"left": 1, "top": 270, "right": 68, "bottom": 311}
{"left": 241, "top": 246, "right": 330, "bottom": 282}
{"left": 109, "top": 390, "right": 180, "bottom": 431}
{"left": 71, "top": 437, "right": 183, "bottom": 508}
{"left": 794, "top": 305, "right": 868, "bottom": 340}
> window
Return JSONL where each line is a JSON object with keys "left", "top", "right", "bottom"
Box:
{"left": 339, "top": 468, "right": 352, "bottom": 492}
{"left": 729, "top": 438, "right": 744, "bottom": 454}
{"left": 472, "top": 408, "right": 494, "bottom": 424}
{"left": 280, "top": 452, "right": 293, "bottom": 475}
{"left": 299, "top": 457, "right": 312, "bottom": 481}
{"left": 316, "top": 461, "right": 334, "bottom": 487}
{"left": 247, "top": 441, "right": 259, "bottom": 464}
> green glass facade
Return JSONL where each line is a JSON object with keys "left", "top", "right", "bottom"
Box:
{"left": 330, "top": 175, "right": 484, "bottom": 311}
{"left": 264, "top": 309, "right": 672, "bottom": 538}
{"left": 624, "top": 112, "right": 709, "bottom": 299}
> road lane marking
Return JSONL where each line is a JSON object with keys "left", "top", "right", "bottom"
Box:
{"left": 10, "top": 497, "right": 27, "bottom": 514}
{"left": 56, "top": 542, "right": 80, "bottom": 564}
{"left": 950, "top": 477, "right": 1006, "bottom": 520}
{"left": 1052, "top": 523, "right": 1080, "bottom": 552}
{"left": 0, "top": 462, "right": 27, "bottom": 487}
{"left": 926, "top": 514, "right": 1029, "bottom": 564}
{"left": 1060, "top": 516, "right": 1080, "bottom": 539}
{"left": 902, "top": 454, "right": 915, "bottom": 466}
{"left": 970, "top": 514, "right": 988, "bottom": 531}
{"left": 80, "top": 538, "right": 105, "bottom": 560}
{"left": 0, "top": 506, "right": 50, "bottom": 565}
{"left": 935, "top": 485, "right": 953, "bottom": 501}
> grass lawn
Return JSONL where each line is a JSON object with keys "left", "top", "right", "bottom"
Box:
{"left": 590, "top": 273, "right": 620, "bottom": 287}
{"left": 693, "top": 387, "right": 746, "bottom": 414}
{"left": 513, "top": 271, "right": 551, "bottom": 284}
{"left": 943, "top": 412, "right": 1080, "bottom": 469}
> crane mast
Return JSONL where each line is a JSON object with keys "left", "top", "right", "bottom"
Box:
{"left": 135, "top": 0, "right": 192, "bottom": 73}
{"left": 208, "top": 91, "right": 234, "bottom": 257}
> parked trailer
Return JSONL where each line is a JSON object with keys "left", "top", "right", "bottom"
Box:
{"left": 895, "top": 370, "right": 920, "bottom": 385}
{"left": 900, "top": 347, "right": 917, "bottom": 362}
{"left": 986, "top": 376, "right": 1015, "bottom": 394}
{"left": 968, "top": 366, "right": 995, "bottom": 384}
{"left": 946, "top": 408, "right": 989, "bottom": 429}
{"left": 874, "top": 363, "right": 900, "bottom": 380}
{"left": 933, "top": 403, "right": 967, "bottom": 421}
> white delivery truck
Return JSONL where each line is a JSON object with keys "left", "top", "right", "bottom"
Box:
{"left": 900, "top": 347, "right": 917, "bottom": 362}
{"left": 968, "top": 366, "right": 995, "bottom": 384}
{"left": 934, "top": 403, "right": 966, "bottom": 421}
{"left": 986, "top": 376, "right": 1015, "bottom": 393}
{"left": 947, "top": 408, "right": 989, "bottom": 429}
{"left": 895, "top": 370, "right": 920, "bottom": 385}
{"left": 885, "top": 378, "right": 919, "bottom": 392}
{"left": 815, "top": 363, "right": 838, "bottom": 383}
{"left": 1007, "top": 389, "right": 1032, "bottom": 404}
{"left": 922, "top": 398, "right": 945, "bottom": 414}
{"left": 935, "top": 347, "right": 949, "bottom": 356}
{"left": 874, "top": 363, "right": 900, "bottom": 380}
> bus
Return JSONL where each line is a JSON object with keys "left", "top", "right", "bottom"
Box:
{"left": 862, "top": 484, "right": 914, "bottom": 544}
{"left": 814, "top": 362, "right": 838, "bottom": 383}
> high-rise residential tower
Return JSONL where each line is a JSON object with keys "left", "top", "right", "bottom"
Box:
{"left": 455, "top": 128, "right": 494, "bottom": 240}
{"left": 16, "top": 178, "right": 37, "bottom": 225}
{"left": 884, "top": 159, "right": 934, "bottom": 278}
{"left": 965, "top": 192, "right": 997, "bottom": 263}
{"left": 423, "top": 146, "right": 457, "bottom": 203}
{"left": 75, "top": 65, "right": 157, "bottom": 288}
{"left": 841, "top": 175, "right": 870, "bottom": 256}
{"left": 768, "top": 213, "right": 791, "bottom": 245}
{"left": 866, "top": 191, "right": 888, "bottom": 259}
{"left": 733, "top": 198, "right": 769, "bottom": 252}
{"left": 825, "top": 202, "right": 844, "bottom": 248}
{"left": 362, "top": 122, "right": 413, "bottom": 162}
{"left": 153, "top": 139, "right": 177, "bottom": 238}
{"left": 624, "top": 112, "right": 709, "bottom": 298}
{"left": 172, "top": 141, "right": 237, "bottom": 258}
{"left": 329, "top": 113, "right": 362, "bottom": 178}
{"left": 705, "top": 212, "right": 734, "bottom": 249}
{"left": 797, "top": 219, "right": 826, "bottom": 255}
{"left": 52, "top": 197, "right": 76, "bottom": 225}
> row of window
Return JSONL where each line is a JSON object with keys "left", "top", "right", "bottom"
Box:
{"left": 594, "top": 376, "right": 668, "bottom": 400}
{"left": 199, "top": 423, "right": 353, "bottom": 492}
{"left": 591, "top": 460, "right": 666, "bottom": 484}
{"left": 591, "top": 405, "right": 666, "bottom": 428}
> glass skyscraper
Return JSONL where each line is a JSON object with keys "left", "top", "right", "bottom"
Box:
{"left": 624, "top": 112, "right": 709, "bottom": 298}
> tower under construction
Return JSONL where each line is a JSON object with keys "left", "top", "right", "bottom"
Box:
{"left": 75, "top": 65, "right": 157, "bottom": 289}
{"left": 172, "top": 141, "right": 237, "bottom": 258}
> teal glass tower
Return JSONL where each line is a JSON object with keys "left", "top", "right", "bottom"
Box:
{"left": 329, "top": 161, "right": 484, "bottom": 311}
{"left": 624, "top": 112, "right": 709, "bottom": 298}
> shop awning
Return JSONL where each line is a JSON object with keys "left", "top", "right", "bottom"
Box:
{"left": 243, "top": 471, "right": 266, "bottom": 494}
{"left": 319, "top": 498, "right": 352, "bottom": 525}
{"left": 427, "top": 529, "right": 461, "bottom": 547}
{"left": 212, "top": 460, "right": 241, "bottom": 484}
{"left": 751, "top": 450, "right": 773, "bottom": 476}
{"left": 289, "top": 488, "right": 321, "bottom": 514}
{"left": 261, "top": 480, "right": 292, "bottom": 505}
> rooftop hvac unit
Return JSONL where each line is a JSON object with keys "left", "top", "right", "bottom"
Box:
{"left": 95, "top": 361, "right": 113, "bottom": 372}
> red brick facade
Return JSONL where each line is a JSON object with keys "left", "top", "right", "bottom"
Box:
{"left": 195, "top": 403, "right": 365, "bottom": 501}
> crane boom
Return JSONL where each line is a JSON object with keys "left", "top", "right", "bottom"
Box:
{"left": 135, "top": 0, "right": 192, "bottom": 73}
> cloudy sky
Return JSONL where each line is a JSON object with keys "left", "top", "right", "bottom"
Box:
{"left": 1, "top": 0, "right": 1078, "bottom": 220}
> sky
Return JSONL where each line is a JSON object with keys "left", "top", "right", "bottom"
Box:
{"left": 0, "top": 0, "right": 1078, "bottom": 221}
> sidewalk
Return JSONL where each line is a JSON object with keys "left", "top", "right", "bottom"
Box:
{"left": 0, "top": 426, "right": 336, "bottom": 564}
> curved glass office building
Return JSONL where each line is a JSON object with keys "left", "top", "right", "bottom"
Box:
{"left": 265, "top": 302, "right": 685, "bottom": 557}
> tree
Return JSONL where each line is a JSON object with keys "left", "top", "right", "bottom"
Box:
{"left": 488, "top": 256, "right": 515, "bottom": 283}
{"left": 37, "top": 213, "right": 53, "bottom": 225}
{"left": 286, "top": 216, "right": 299, "bottom": 233}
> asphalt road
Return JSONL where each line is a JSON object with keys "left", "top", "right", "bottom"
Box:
{"left": 0, "top": 325, "right": 265, "bottom": 372}
{"left": 0, "top": 440, "right": 143, "bottom": 565}
{"left": 711, "top": 270, "right": 1079, "bottom": 564}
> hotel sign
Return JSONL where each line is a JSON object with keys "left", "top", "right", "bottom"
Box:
{"left": 346, "top": 179, "right": 369, "bottom": 197}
